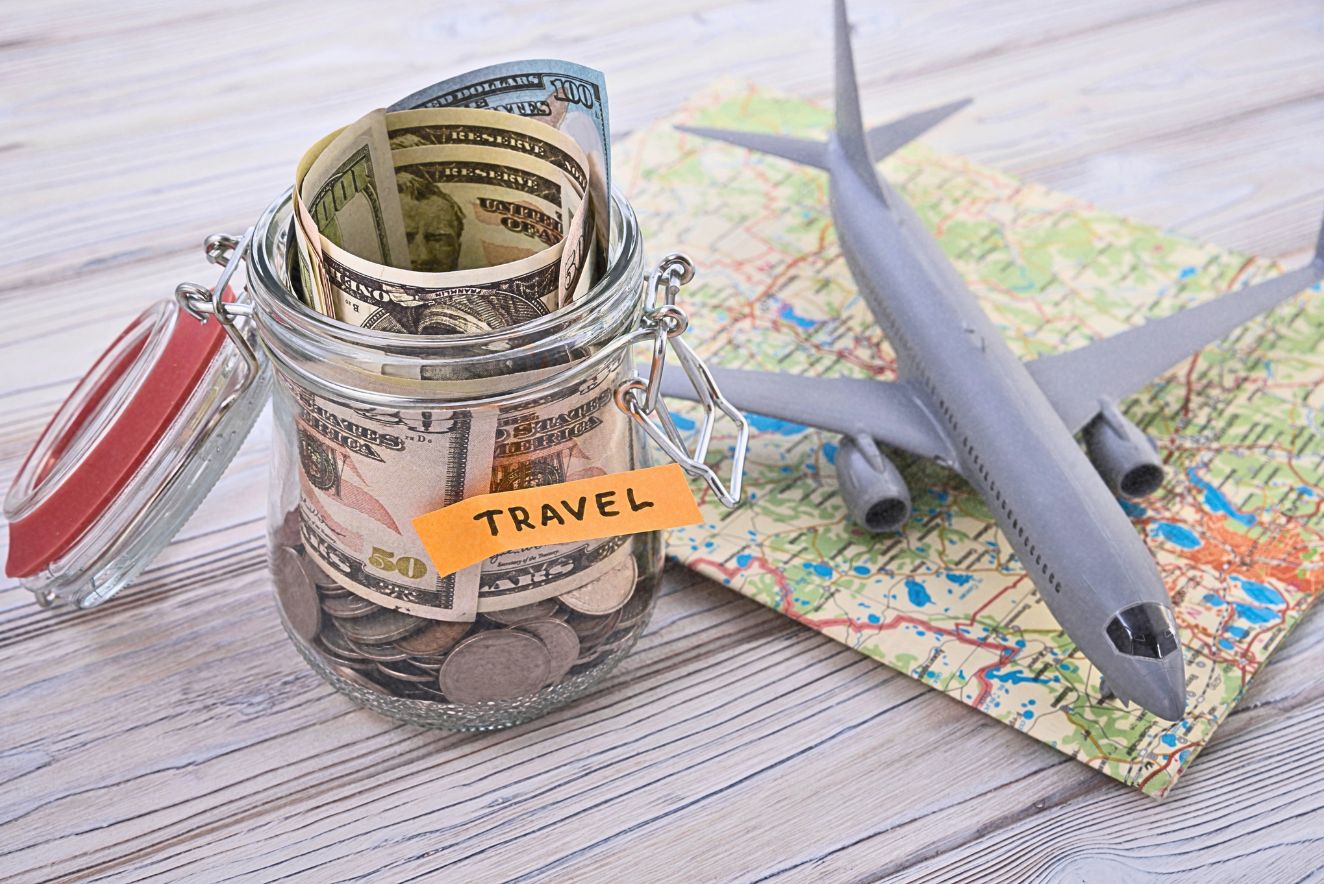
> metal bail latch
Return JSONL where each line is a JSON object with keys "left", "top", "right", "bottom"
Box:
{"left": 616, "top": 254, "right": 750, "bottom": 508}
{"left": 173, "top": 229, "right": 261, "bottom": 414}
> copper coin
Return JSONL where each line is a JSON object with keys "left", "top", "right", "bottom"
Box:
{"left": 327, "top": 663, "right": 391, "bottom": 695}
{"left": 557, "top": 557, "right": 637, "bottom": 615}
{"left": 274, "top": 547, "right": 321, "bottom": 644}
{"left": 438, "top": 631, "right": 551, "bottom": 704}
{"left": 518, "top": 619, "right": 581, "bottom": 685}
{"left": 338, "top": 607, "right": 427, "bottom": 645}
{"left": 483, "top": 598, "right": 559, "bottom": 626}
{"left": 321, "top": 593, "right": 378, "bottom": 620}
{"left": 275, "top": 507, "right": 302, "bottom": 548}
{"left": 395, "top": 620, "right": 471, "bottom": 656}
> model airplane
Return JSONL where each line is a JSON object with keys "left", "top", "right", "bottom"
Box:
{"left": 661, "top": 0, "right": 1324, "bottom": 721}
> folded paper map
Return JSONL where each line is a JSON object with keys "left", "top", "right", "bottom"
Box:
{"left": 618, "top": 83, "right": 1324, "bottom": 797}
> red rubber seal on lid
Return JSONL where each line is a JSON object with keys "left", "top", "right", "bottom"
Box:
{"left": 6, "top": 292, "right": 234, "bottom": 578}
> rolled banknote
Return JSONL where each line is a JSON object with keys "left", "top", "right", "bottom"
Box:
{"left": 389, "top": 60, "right": 611, "bottom": 258}
{"left": 289, "top": 354, "right": 635, "bottom": 620}
{"left": 294, "top": 108, "right": 593, "bottom": 331}
{"left": 386, "top": 107, "right": 595, "bottom": 305}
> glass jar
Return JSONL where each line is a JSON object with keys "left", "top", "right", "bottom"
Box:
{"left": 249, "top": 187, "right": 696, "bottom": 730}
{"left": 4, "top": 184, "right": 745, "bottom": 732}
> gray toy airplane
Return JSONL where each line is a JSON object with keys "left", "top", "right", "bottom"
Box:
{"left": 661, "top": 0, "right": 1324, "bottom": 721}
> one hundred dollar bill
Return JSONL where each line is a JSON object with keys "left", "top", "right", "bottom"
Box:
{"left": 299, "top": 109, "right": 410, "bottom": 271}
{"left": 389, "top": 60, "right": 611, "bottom": 258}
{"left": 386, "top": 107, "right": 594, "bottom": 303}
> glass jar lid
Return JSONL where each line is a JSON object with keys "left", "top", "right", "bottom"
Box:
{"left": 3, "top": 233, "right": 272, "bottom": 608}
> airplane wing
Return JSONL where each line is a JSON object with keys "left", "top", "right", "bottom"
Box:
{"left": 656, "top": 366, "right": 959, "bottom": 467}
{"left": 1027, "top": 235, "right": 1324, "bottom": 434}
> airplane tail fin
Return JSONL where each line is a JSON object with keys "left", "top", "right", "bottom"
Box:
{"left": 832, "top": 0, "right": 872, "bottom": 176}
{"left": 833, "top": 1, "right": 968, "bottom": 175}
{"left": 1314, "top": 211, "right": 1324, "bottom": 272}
{"left": 675, "top": 1, "right": 970, "bottom": 174}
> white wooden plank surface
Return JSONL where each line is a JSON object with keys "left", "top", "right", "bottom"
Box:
{"left": 1, "top": 1, "right": 1321, "bottom": 881}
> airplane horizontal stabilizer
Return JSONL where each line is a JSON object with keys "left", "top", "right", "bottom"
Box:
{"left": 865, "top": 99, "right": 972, "bottom": 163}
{"left": 674, "top": 125, "right": 828, "bottom": 169}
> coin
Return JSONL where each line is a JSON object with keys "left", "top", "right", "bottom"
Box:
{"left": 345, "top": 640, "right": 410, "bottom": 664}
{"left": 337, "top": 606, "right": 427, "bottom": 645}
{"left": 274, "top": 546, "right": 321, "bottom": 643}
{"left": 396, "top": 620, "right": 471, "bottom": 655}
{"left": 275, "top": 507, "right": 302, "bottom": 548}
{"left": 438, "top": 631, "right": 551, "bottom": 704}
{"left": 318, "top": 624, "right": 365, "bottom": 660}
{"left": 557, "top": 556, "right": 637, "bottom": 615}
{"left": 518, "top": 619, "right": 580, "bottom": 684}
{"left": 321, "top": 593, "right": 378, "bottom": 620}
{"left": 375, "top": 662, "right": 438, "bottom": 684}
{"left": 483, "top": 599, "right": 559, "bottom": 626}
{"left": 566, "top": 607, "right": 622, "bottom": 647}
{"left": 301, "top": 556, "right": 348, "bottom": 593}
{"left": 328, "top": 662, "right": 391, "bottom": 695}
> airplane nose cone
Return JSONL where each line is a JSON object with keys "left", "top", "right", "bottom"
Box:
{"left": 1119, "top": 651, "right": 1187, "bottom": 721}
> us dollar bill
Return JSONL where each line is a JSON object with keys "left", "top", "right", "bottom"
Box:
{"left": 299, "top": 109, "right": 410, "bottom": 271}
{"left": 386, "top": 107, "right": 594, "bottom": 304}
{"left": 288, "top": 356, "right": 635, "bottom": 620}
{"left": 294, "top": 109, "right": 593, "bottom": 331}
{"left": 296, "top": 145, "right": 583, "bottom": 333}
{"left": 389, "top": 60, "right": 611, "bottom": 258}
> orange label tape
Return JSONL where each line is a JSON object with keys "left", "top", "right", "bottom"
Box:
{"left": 411, "top": 463, "right": 703, "bottom": 580}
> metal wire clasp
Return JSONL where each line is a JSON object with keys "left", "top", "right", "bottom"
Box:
{"left": 174, "top": 229, "right": 259, "bottom": 375}
{"left": 173, "top": 228, "right": 261, "bottom": 414}
{"left": 615, "top": 254, "right": 750, "bottom": 508}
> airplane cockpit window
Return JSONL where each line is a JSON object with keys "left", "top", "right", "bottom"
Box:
{"left": 1106, "top": 603, "right": 1179, "bottom": 659}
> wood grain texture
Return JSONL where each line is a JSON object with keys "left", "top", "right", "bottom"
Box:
{"left": 2, "top": 0, "right": 1322, "bottom": 881}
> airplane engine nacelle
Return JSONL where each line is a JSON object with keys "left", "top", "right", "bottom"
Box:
{"left": 836, "top": 435, "right": 911, "bottom": 532}
{"left": 1084, "top": 406, "right": 1165, "bottom": 500}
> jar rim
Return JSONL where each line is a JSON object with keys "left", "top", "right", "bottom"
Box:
{"left": 247, "top": 186, "right": 643, "bottom": 360}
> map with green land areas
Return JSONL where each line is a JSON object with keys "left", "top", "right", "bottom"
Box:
{"left": 616, "top": 83, "right": 1324, "bottom": 797}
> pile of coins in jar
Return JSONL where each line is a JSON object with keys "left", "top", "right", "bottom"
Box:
{"left": 272, "top": 509, "right": 650, "bottom": 704}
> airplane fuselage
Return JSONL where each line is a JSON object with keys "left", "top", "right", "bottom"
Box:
{"left": 824, "top": 136, "right": 1186, "bottom": 718}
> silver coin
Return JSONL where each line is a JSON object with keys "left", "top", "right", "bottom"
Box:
{"left": 518, "top": 619, "right": 581, "bottom": 685}
{"left": 375, "top": 662, "right": 438, "bottom": 684}
{"left": 567, "top": 607, "right": 622, "bottom": 647}
{"left": 318, "top": 644, "right": 376, "bottom": 671}
{"left": 318, "top": 624, "right": 365, "bottom": 660}
{"left": 321, "top": 593, "right": 378, "bottom": 620}
{"left": 274, "top": 546, "right": 321, "bottom": 644}
{"left": 338, "top": 607, "right": 426, "bottom": 645}
{"left": 301, "top": 556, "right": 347, "bottom": 593}
{"left": 483, "top": 598, "right": 559, "bottom": 626}
{"left": 345, "top": 639, "right": 410, "bottom": 664}
{"left": 557, "top": 556, "right": 637, "bottom": 615}
{"left": 438, "top": 631, "right": 551, "bottom": 704}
